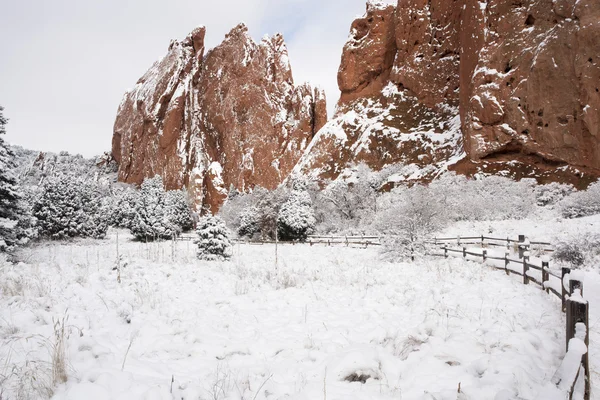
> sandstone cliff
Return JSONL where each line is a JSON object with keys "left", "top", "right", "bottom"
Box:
{"left": 112, "top": 24, "right": 326, "bottom": 213}
{"left": 295, "top": 0, "right": 600, "bottom": 187}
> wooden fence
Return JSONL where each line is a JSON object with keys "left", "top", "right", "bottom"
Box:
{"left": 226, "top": 235, "right": 381, "bottom": 247}
{"left": 429, "top": 235, "right": 590, "bottom": 400}
{"left": 307, "top": 235, "right": 381, "bottom": 247}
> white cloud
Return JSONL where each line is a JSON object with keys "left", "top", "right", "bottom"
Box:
{"left": 0, "top": 0, "right": 396, "bottom": 157}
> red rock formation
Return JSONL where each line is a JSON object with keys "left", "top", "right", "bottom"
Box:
{"left": 113, "top": 24, "right": 327, "bottom": 213}
{"left": 298, "top": 0, "right": 600, "bottom": 187}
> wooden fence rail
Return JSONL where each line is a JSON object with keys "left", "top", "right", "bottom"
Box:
{"left": 429, "top": 235, "right": 590, "bottom": 400}
{"left": 227, "top": 235, "right": 382, "bottom": 248}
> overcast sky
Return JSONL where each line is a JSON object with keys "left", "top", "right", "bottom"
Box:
{"left": 0, "top": 0, "right": 395, "bottom": 157}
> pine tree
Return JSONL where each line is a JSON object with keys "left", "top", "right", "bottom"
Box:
{"left": 238, "top": 206, "right": 260, "bottom": 238}
{"left": 195, "top": 216, "right": 232, "bottom": 261}
{"left": 32, "top": 175, "right": 109, "bottom": 239}
{"left": 130, "top": 176, "right": 178, "bottom": 241}
{"left": 277, "top": 189, "right": 315, "bottom": 241}
{"left": 0, "top": 106, "right": 30, "bottom": 250}
{"left": 110, "top": 186, "right": 138, "bottom": 229}
{"left": 164, "top": 189, "right": 194, "bottom": 232}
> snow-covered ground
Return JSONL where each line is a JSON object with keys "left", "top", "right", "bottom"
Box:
{"left": 1, "top": 216, "right": 598, "bottom": 399}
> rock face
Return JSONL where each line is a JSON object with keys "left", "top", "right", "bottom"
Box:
{"left": 297, "top": 0, "right": 600, "bottom": 187}
{"left": 113, "top": 24, "right": 326, "bottom": 213}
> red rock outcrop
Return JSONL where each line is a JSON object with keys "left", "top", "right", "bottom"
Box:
{"left": 299, "top": 0, "right": 600, "bottom": 187}
{"left": 113, "top": 24, "right": 326, "bottom": 213}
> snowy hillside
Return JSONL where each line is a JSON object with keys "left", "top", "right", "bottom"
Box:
{"left": 10, "top": 146, "right": 117, "bottom": 188}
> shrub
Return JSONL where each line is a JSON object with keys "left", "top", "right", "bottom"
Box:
{"left": 376, "top": 185, "right": 447, "bottom": 261}
{"left": 129, "top": 176, "right": 193, "bottom": 241}
{"left": 553, "top": 234, "right": 600, "bottom": 268}
{"left": 535, "top": 182, "right": 574, "bottom": 207}
{"left": 560, "top": 182, "right": 600, "bottom": 218}
{"left": 195, "top": 216, "right": 232, "bottom": 261}
{"left": 33, "top": 175, "right": 109, "bottom": 239}
{"left": 277, "top": 189, "right": 315, "bottom": 241}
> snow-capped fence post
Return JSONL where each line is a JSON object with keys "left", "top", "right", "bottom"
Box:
{"left": 565, "top": 280, "right": 590, "bottom": 399}
{"left": 504, "top": 251, "right": 510, "bottom": 275}
{"left": 345, "top": 235, "right": 349, "bottom": 247}
{"left": 522, "top": 253, "right": 530, "bottom": 285}
{"left": 542, "top": 260, "right": 549, "bottom": 294}
{"left": 562, "top": 267, "right": 571, "bottom": 312}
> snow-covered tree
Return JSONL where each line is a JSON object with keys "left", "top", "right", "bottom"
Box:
{"left": 164, "top": 189, "right": 194, "bottom": 232}
{"left": 316, "top": 163, "right": 379, "bottom": 232}
{"left": 376, "top": 185, "right": 447, "bottom": 261}
{"left": 33, "top": 175, "right": 109, "bottom": 239}
{"left": 129, "top": 176, "right": 193, "bottom": 241}
{"left": 130, "top": 176, "right": 177, "bottom": 241}
{"left": 195, "top": 216, "right": 232, "bottom": 261}
{"left": 278, "top": 188, "right": 315, "bottom": 241}
{"left": 0, "top": 106, "right": 28, "bottom": 250}
{"left": 560, "top": 182, "right": 600, "bottom": 218}
{"left": 110, "top": 186, "right": 138, "bottom": 229}
{"left": 535, "top": 182, "right": 574, "bottom": 207}
{"left": 238, "top": 206, "right": 260, "bottom": 238}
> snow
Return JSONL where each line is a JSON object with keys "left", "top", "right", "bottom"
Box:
{"left": 1, "top": 223, "right": 590, "bottom": 400}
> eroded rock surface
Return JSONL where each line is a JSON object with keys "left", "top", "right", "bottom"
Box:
{"left": 299, "top": 0, "right": 600, "bottom": 187}
{"left": 113, "top": 24, "right": 326, "bottom": 213}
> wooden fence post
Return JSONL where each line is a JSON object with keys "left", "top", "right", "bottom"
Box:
{"left": 444, "top": 246, "right": 448, "bottom": 259}
{"left": 482, "top": 249, "right": 487, "bottom": 262}
{"left": 462, "top": 247, "right": 466, "bottom": 258}
{"left": 481, "top": 235, "right": 484, "bottom": 247}
{"left": 523, "top": 255, "right": 530, "bottom": 285}
{"left": 542, "top": 260, "right": 549, "bottom": 293}
{"left": 518, "top": 234, "right": 526, "bottom": 259}
{"left": 562, "top": 267, "right": 571, "bottom": 312}
{"left": 565, "top": 280, "right": 590, "bottom": 399}
{"left": 504, "top": 252, "right": 510, "bottom": 275}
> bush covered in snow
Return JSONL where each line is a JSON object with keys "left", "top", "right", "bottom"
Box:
{"left": 277, "top": 187, "right": 315, "bottom": 241}
{"left": 534, "top": 182, "right": 574, "bottom": 207}
{"left": 33, "top": 175, "right": 110, "bottom": 239}
{"left": 109, "top": 185, "right": 138, "bottom": 229}
{"left": 129, "top": 176, "right": 193, "bottom": 241}
{"left": 221, "top": 186, "right": 291, "bottom": 240}
{"left": 237, "top": 206, "right": 260, "bottom": 238}
{"left": 559, "top": 182, "right": 600, "bottom": 218}
{"left": 553, "top": 234, "right": 600, "bottom": 268}
{"left": 195, "top": 216, "right": 232, "bottom": 261}
{"left": 164, "top": 189, "right": 194, "bottom": 232}
{"left": 314, "top": 163, "right": 379, "bottom": 233}
{"left": 428, "top": 174, "right": 536, "bottom": 221}
{"left": 376, "top": 185, "right": 447, "bottom": 261}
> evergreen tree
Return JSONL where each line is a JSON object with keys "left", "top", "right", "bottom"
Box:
{"left": 130, "top": 176, "right": 177, "bottom": 240}
{"left": 195, "top": 216, "right": 232, "bottom": 261}
{"left": 238, "top": 206, "right": 260, "bottom": 238}
{"left": 32, "top": 175, "right": 109, "bottom": 239}
{"left": 164, "top": 189, "right": 194, "bottom": 232}
{"left": 277, "top": 189, "right": 316, "bottom": 241}
{"left": 110, "top": 186, "right": 138, "bottom": 229}
{"left": 0, "top": 106, "right": 31, "bottom": 250}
